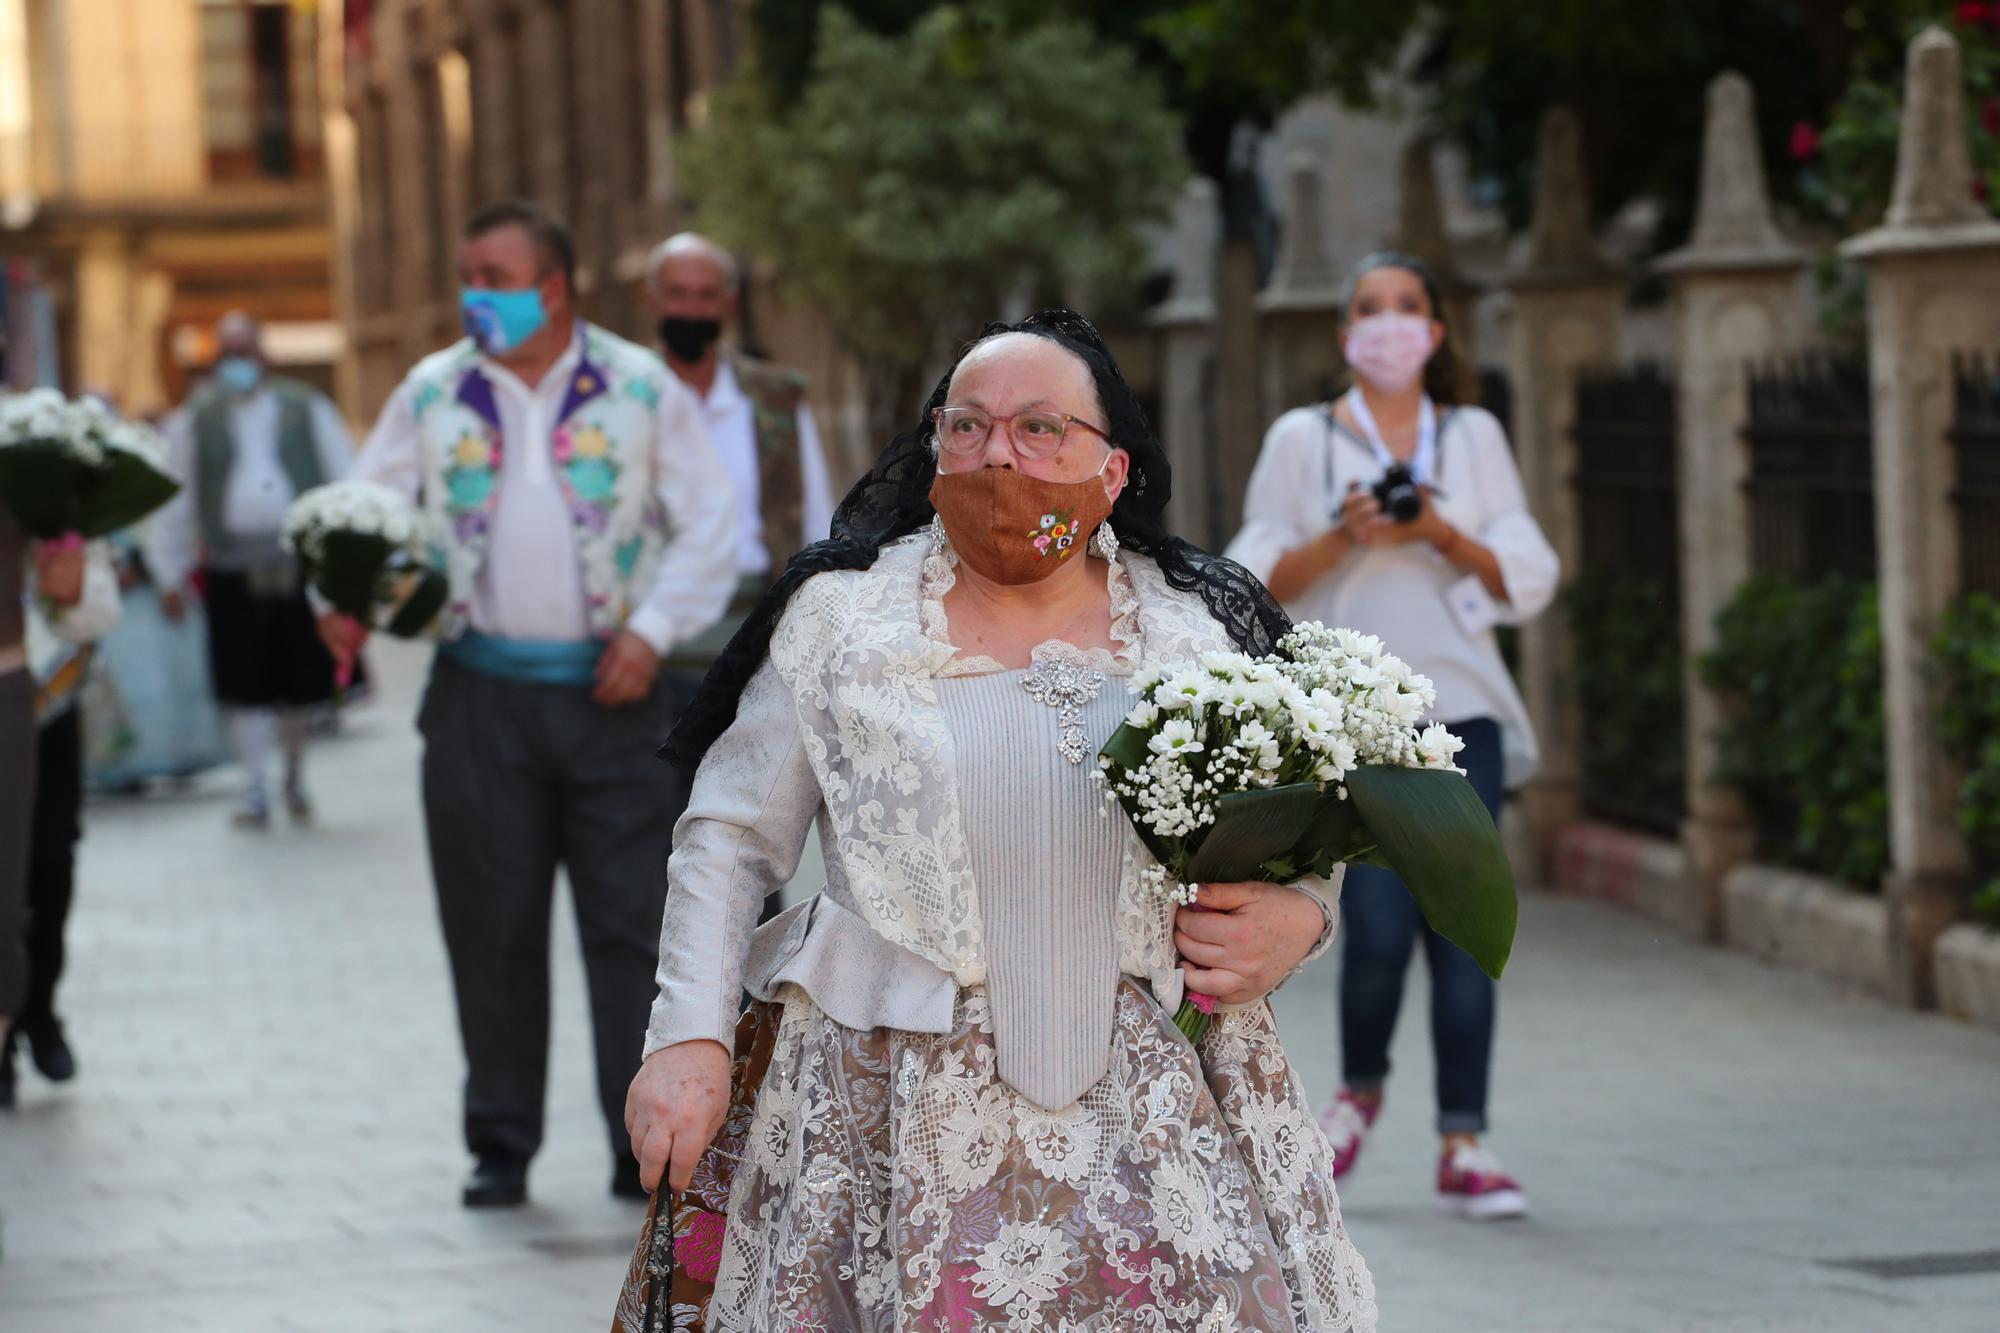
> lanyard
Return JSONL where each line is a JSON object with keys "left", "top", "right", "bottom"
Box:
{"left": 1344, "top": 388, "right": 1438, "bottom": 485}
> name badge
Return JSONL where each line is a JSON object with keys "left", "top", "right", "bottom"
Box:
{"left": 1445, "top": 574, "right": 1499, "bottom": 638}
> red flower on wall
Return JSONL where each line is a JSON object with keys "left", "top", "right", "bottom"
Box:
{"left": 1958, "top": 1, "right": 1990, "bottom": 27}
{"left": 1982, "top": 95, "right": 2000, "bottom": 138}
{"left": 1789, "top": 120, "right": 1821, "bottom": 162}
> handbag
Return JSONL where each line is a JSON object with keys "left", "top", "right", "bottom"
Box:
{"left": 610, "top": 1002, "right": 784, "bottom": 1333}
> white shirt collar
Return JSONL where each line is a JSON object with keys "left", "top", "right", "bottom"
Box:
{"left": 700, "top": 358, "right": 746, "bottom": 415}
{"left": 479, "top": 321, "right": 587, "bottom": 399}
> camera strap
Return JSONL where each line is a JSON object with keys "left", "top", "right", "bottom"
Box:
{"left": 1343, "top": 388, "right": 1439, "bottom": 486}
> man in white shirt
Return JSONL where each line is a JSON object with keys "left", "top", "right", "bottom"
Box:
{"left": 331, "top": 201, "right": 738, "bottom": 1208}
{"left": 645, "top": 233, "right": 835, "bottom": 606}
{"left": 149, "top": 312, "right": 352, "bottom": 829}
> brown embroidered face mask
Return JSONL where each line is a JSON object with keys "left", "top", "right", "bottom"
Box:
{"left": 929, "top": 462, "right": 1117, "bottom": 586}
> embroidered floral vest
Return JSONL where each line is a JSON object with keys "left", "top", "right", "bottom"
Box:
{"left": 765, "top": 530, "right": 1232, "bottom": 1000}
{"left": 401, "top": 324, "right": 676, "bottom": 640}
{"left": 727, "top": 352, "right": 809, "bottom": 576}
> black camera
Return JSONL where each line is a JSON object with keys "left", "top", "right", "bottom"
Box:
{"left": 1371, "top": 464, "right": 1424, "bottom": 523}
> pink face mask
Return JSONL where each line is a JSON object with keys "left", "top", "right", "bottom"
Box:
{"left": 1343, "top": 311, "right": 1437, "bottom": 393}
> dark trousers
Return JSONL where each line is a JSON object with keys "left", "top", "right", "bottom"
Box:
{"left": 418, "top": 655, "right": 695, "bottom": 1164}
{"left": 0, "top": 670, "right": 33, "bottom": 1017}
{"left": 19, "top": 707, "right": 84, "bottom": 1029}
{"left": 1339, "top": 716, "right": 1505, "bottom": 1136}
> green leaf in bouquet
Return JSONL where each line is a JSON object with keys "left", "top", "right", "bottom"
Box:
{"left": 312, "top": 529, "right": 398, "bottom": 620}
{"left": 1343, "top": 765, "right": 1517, "bottom": 979}
{"left": 380, "top": 551, "right": 449, "bottom": 638}
{"left": 1183, "top": 781, "right": 1323, "bottom": 883}
{"left": 0, "top": 443, "right": 87, "bottom": 537}
{"left": 76, "top": 448, "right": 180, "bottom": 537}
{"left": 0, "top": 440, "right": 180, "bottom": 539}
{"left": 1098, "top": 720, "right": 1152, "bottom": 771}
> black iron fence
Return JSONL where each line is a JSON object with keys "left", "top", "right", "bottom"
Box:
{"left": 1573, "top": 363, "right": 1680, "bottom": 591}
{"left": 1952, "top": 351, "right": 2000, "bottom": 596}
{"left": 1743, "top": 354, "right": 1876, "bottom": 580}
{"left": 1567, "top": 363, "right": 1685, "bottom": 836}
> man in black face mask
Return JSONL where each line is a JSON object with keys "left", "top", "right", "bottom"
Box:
{"left": 644, "top": 234, "right": 835, "bottom": 926}
{"left": 645, "top": 234, "right": 834, "bottom": 596}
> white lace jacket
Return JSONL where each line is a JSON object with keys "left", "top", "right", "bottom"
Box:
{"left": 645, "top": 528, "right": 1340, "bottom": 1062}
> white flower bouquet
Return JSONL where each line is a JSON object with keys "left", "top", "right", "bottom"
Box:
{"left": 282, "top": 480, "right": 447, "bottom": 639}
{"left": 1099, "top": 622, "right": 1517, "bottom": 1041}
{"left": 0, "top": 388, "right": 180, "bottom": 538}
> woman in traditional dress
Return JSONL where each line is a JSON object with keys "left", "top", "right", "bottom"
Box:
{"left": 619, "top": 311, "right": 1377, "bottom": 1332}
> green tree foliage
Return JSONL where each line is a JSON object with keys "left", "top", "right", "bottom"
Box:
{"left": 1803, "top": 4, "right": 2000, "bottom": 233}
{"left": 1699, "top": 577, "right": 1889, "bottom": 888}
{"left": 750, "top": 2, "right": 1948, "bottom": 248}
{"left": 681, "top": 7, "right": 1187, "bottom": 422}
{"left": 1561, "top": 571, "right": 1685, "bottom": 835}
{"left": 1933, "top": 591, "right": 2000, "bottom": 927}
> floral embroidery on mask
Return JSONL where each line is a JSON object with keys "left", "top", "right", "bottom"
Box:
{"left": 1030, "top": 508, "right": 1080, "bottom": 559}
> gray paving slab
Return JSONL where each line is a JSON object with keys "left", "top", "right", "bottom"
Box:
{"left": 2, "top": 637, "right": 1996, "bottom": 1331}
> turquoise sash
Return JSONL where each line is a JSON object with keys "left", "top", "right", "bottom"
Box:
{"left": 442, "top": 630, "right": 603, "bottom": 686}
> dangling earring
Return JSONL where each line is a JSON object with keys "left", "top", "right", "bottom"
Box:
{"left": 1092, "top": 523, "right": 1119, "bottom": 560}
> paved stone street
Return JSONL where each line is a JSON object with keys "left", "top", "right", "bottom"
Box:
{"left": 3, "top": 639, "right": 1998, "bottom": 1331}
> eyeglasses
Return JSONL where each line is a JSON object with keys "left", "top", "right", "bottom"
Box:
{"left": 932, "top": 406, "right": 1112, "bottom": 460}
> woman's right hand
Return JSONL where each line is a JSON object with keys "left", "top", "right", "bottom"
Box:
{"left": 1337, "top": 483, "right": 1383, "bottom": 538}
{"left": 625, "top": 1038, "right": 732, "bottom": 1193}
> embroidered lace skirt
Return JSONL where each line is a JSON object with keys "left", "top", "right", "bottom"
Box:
{"left": 615, "top": 980, "right": 1377, "bottom": 1332}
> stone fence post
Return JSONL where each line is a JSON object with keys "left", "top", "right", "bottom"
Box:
{"left": 1842, "top": 27, "right": 2000, "bottom": 1004}
{"left": 1395, "top": 137, "right": 1483, "bottom": 398}
{"left": 1255, "top": 150, "right": 1345, "bottom": 430}
{"left": 1655, "top": 72, "right": 1813, "bottom": 939}
{"left": 1149, "top": 178, "right": 1224, "bottom": 550}
{"left": 1506, "top": 107, "right": 1627, "bottom": 877}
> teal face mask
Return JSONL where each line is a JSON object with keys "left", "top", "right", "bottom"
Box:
{"left": 460, "top": 286, "right": 548, "bottom": 356}
{"left": 215, "top": 355, "right": 261, "bottom": 394}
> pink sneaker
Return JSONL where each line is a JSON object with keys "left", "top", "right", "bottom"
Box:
{"left": 1318, "top": 1090, "right": 1381, "bottom": 1180}
{"left": 1435, "top": 1144, "right": 1528, "bottom": 1220}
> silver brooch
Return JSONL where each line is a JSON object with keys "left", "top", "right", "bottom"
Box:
{"left": 1022, "top": 644, "right": 1107, "bottom": 764}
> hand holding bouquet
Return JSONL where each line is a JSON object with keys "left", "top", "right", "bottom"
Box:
{"left": 0, "top": 389, "right": 179, "bottom": 539}
{"left": 1098, "top": 622, "right": 1517, "bottom": 1042}
{"left": 283, "top": 481, "right": 447, "bottom": 665}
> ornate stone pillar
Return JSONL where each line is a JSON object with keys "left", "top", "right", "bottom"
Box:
{"left": 1395, "top": 136, "right": 1481, "bottom": 397}
{"left": 1655, "top": 72, "right": 1813, "bottom": 939}
{"left": 1254, "top": 150, "right": 1343, "bottom": 430}
{"left": 1505, "top": 107, "right": 1626, "bottom": 877}
{"left": 1841, "top": 27, "right": 2000, "bottom": 1004}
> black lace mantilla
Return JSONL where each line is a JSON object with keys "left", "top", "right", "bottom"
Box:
{"left": 661, "top": 308, "right": 1291, "bottom": 767}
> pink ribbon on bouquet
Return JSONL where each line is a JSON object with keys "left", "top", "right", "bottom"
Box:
{"left": 331, "top": 612, "right": 366, "bottom": 691}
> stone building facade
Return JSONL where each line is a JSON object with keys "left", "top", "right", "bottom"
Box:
{"left": 0, "top": 0, "right": 335, "bottom": 410}
{"left": 325, "top": 0, "right": 859, "bottom": 465}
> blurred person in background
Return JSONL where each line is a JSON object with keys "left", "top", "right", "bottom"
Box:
{"left": 1227, "top": 252, "right": 1558, "bottom": 1221}
{"left": 149, "top": 312, "right": 352, "bottom": 829}
{"left": 330, "top": 201, "right": 737, "bottom": 1208}
{"left": 2, "top": 537, "right": 122, "bottom": 1106}
{"left": 80, "top": 535, "right": 228, "bottom": 793}
{"left": 1, "top": 467, "right": 119, "bottom": 1097}
{"left": 644, "top": 232, "right": 836, "bottom": 920}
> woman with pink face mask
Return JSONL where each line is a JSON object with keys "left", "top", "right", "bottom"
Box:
{"left": 1228, "top": 253, "right": 1559, "bottom": 1222}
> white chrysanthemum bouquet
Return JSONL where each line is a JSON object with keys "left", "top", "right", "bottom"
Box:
{"left": 0, "top": 388, "right": 179, "bottom": 539}
{"left": 1098, "top": 622, "right": 1516, "bottom": 1041}
{"left": 283, "top": 480, "right": 447, "bottom": 643}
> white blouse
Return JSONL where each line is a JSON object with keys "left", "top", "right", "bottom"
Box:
{"left": 1226, "top": 401, "right": 1559, "bottom": 785}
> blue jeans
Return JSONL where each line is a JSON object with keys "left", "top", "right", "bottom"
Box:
{"left": 1339, "top": 717, "right": 1504, "bottom": 1135}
